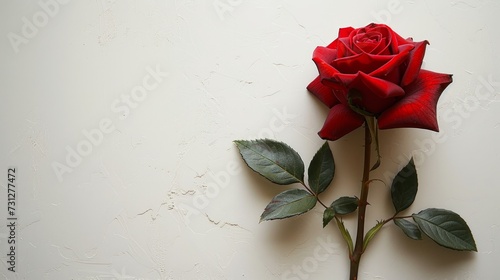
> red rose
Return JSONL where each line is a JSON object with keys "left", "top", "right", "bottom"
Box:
{"left": 307, "top": 23, "right": 452, "bottom": 140}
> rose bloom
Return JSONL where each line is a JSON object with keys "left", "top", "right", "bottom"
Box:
{"left": 307, "top": 23, "right": 452, "bottom": 140}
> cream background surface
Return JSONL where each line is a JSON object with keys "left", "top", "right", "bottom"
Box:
{"left": 0, "top": 0, "right": 499, "bottom": 279}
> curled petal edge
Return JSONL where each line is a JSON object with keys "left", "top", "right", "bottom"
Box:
{"left": 378, "top": 70, "right": 453, "bottom": 131}
{"left": 307, "top": 76, "right": 340, "bottom": 108}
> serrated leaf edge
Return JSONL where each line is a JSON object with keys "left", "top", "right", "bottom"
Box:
{"left": 234, "top": 139, "right": 304, "bottom": 185}
{"left": 412, "top": 209, "right": 477, "bottom": 251}
{"left": 260, "top": 189, "right": 317, "bottom": 222}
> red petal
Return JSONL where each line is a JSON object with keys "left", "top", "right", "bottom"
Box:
{"left": 378, "top": 70, "right": 453, "bottom": 131}
{"left": 326, "top": 38, "right": 339, "bottom": 49}
{"left": 348, "top": 72, "right": 405, "bottom": 113}
{"left": 401, "top": 40, "right": 429, "bottom": 87}
{"left": 312, "top": 56, "right": 341, "bottom": 81}
{"left": 333, "top": 45, "right": 412, "bottom": 80}
{"left": 307, "top": 76, "right": 340, "bottom": 108}
{"left": 354, "top": 41, "right": 379, "bottom": 54}
{"left": 338, "top": 37, "right": 356, "bottom": 58}
{"left": 321, "top": 73, "right": 356, "bottom": 105}
{"left": 334, "top": 52, "right": 391, "bottom": 74}
{"left": 338, "top": 27, "right": 355, "bottom": 38}
{"left": 351, "top": 72, "right": 405, "bottom": 99}
{"left": 313, "top": 46, "right": 338, "bottom": 64}
{"left": 372, "top": 37, "right": 390, "bottom": 55}
{"left": 369, "top": 45, "right": 413, "bottom": 79}
{"left": 311, "top": 50, "right": 355, "bottom": 105}
{"left": 369, "top": 25, "right": 394, "bottom": 54}
{"left": 318, "top": 104, "right": 365, "bottom": 141}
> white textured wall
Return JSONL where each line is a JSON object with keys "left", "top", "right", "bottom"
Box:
{"left": 1, "top": 1, "right": 499, "bottom": 279}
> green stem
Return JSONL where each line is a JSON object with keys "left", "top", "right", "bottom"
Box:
{"left": 349, "top": 122, "right": 372, "bottom": 280}
{"left": 383, "top": 215, "right": 413, "bottom": 225}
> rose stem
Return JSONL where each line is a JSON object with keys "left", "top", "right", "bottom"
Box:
{"left": 349, "top": 121, "right": 372, "bottom": 280}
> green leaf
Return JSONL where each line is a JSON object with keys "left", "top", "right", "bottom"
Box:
{"left": 363, "top": 221, "right": 384, "bottom": 251}
{"left": 413, "top": 208, "right": 477, "bottom": 251}
{"left": 308, "top": 142, "right": 335, "bottom": 195}
{"left": 260, "top": 189, "right": 317, "bottom": 222}
{"left": 363, "top": 222, "right": 384, "bottom": 251}
{"left": 323, "top": 207, "right": 335, "bottom": 228}
{"left": 323, "top": 197, "right": 358, "bottom": 228}
{"left": 394, "top": 218, "right": 422, "bottom": 240}
{"left": 234, "top": 139, "right": 304, "bottom": 185}
{"left": 336, "top": 218, "right": 354, "bottom": 254}
{"left": 330, "top": 196, "right": 359, "bottom": 215}
{"left": 391, "top": 158, "right": 418, "bottom": 213}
